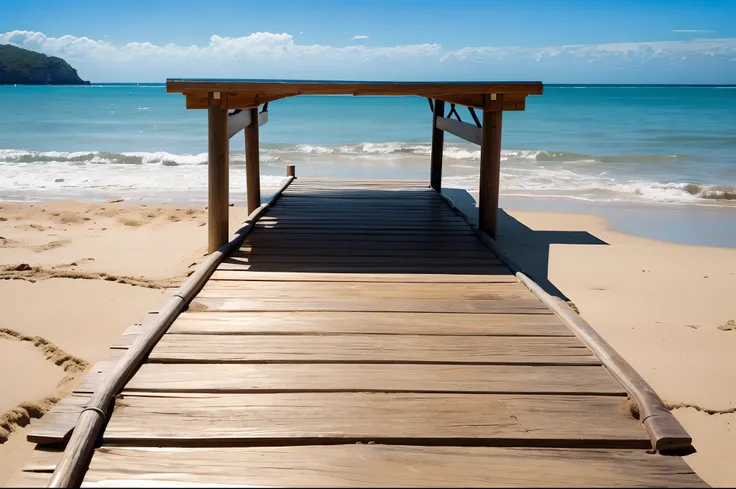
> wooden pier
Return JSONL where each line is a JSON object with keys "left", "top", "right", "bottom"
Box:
{"left": 10, "top": 80, "right": 706, "bottom": 487}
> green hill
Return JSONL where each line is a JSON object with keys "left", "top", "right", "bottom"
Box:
{"left": 0, "top": 44, "right": 89, "bottom": 85}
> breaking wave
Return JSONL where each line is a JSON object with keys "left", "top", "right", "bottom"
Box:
{"left": 2, "top": 146, "right": 735, "bottom": 205}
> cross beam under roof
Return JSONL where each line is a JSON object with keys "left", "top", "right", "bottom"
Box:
{"left": 166, "top": 79, "right": 543, "bottom": 110}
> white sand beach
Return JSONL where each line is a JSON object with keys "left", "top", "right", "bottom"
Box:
{"left": 0, "top": 200, "right": 734, "bottom": 486}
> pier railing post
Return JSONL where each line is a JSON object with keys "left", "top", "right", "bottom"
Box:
{"left": 245, "top": 107, "right": 261, "bottom": 214}
{"left": 478, "top": 95, "right": 503, "bottom": 239}
{"left": 430, "top": 99, "right": 445, "bottom": 192}
{"left": 286, "top": 164, "right": 296, "bottom": 177}
{"left": 208, "top": 97, "right": 229, "bottom": 253}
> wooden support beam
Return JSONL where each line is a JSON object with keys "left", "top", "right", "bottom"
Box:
{"left": 228, "top": 110, "right": 268, "bottom": 139}
{"left": 435, "top": 117, "right": 482, "bottom": 146}
{"left": 286, "top": 164, "right": 296, "bottom": 177}
{"left": 478, "top": 95, "right": 503, "bottom": 239}
{"left": 245, "top": 107, "right": 261, "bottom": 214}
{"left": 207, "top": 104, "right": 229, "bottom": 253}
{"left": 430, "top": 99, "right": 445, "bottom": 192}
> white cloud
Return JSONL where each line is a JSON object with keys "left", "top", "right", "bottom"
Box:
{"left": 1, "top": 30, "right": 735, "bottom": 83}
{"left": 672, "top": 30, "right": 715, "bottom": 34}
{"left": 351, "top": 35, "right": 369, "bottom": 40}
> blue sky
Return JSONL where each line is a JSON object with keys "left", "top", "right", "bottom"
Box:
{"left": 2, "top": 0, "right": 735, "bottom": 83}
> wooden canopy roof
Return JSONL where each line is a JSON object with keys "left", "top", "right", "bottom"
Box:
{"left": 166, "top": 79, "right": 544, "bottom": 111}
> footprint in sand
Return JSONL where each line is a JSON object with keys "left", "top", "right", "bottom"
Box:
{"left": 30, "top": 240, "right": 71, "bottom": 253}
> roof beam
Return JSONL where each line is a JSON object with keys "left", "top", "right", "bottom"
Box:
{"left": 228, "top": 110, "right": 268, "bottom": 139}
{"left": 435, "top": 116, "right": 482, "bottom": 146}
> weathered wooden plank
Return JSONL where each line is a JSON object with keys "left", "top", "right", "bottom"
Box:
{"left": 83, "top": 445, "right": 705, "bottom": 487}
{"left": 209, "top": 271, "right": 517, "bottom": 282}
{"left": 255, "top": 222, "right": 471, "bottom": 231}
{"left": 243, "top": 238, "right": 490, "bottom": 252}
{"left": 166, "top": 311, "right": 572, "bottom": 336}
{"left": 246, "top": 233, "right": 478, "bottom": 243}
{"left": 124, "top": 364, "right": 624, "bottom": 395}
{"left": 27, "top": 394, "right": 90, "bottom": 444}
{"left": 213, "top": 264, "right": 511, "bottom": 274}
{"left": 221, "top": 255, "right": 502, "bottom": 267}
{"left": 197, "top": 282, "right": 531, "bottom": 300}
{"left": 248, "top": 227, "right": 475, "bottom": 236}
{"left": 102, "top": 393, "right": 646, "bottom": 446}
{"left": 188, "top": 297, "right": 550, "bottom": 314}
{"left": 148, "top": 334, "right": 597, "bottom": 365}
{"left": 19, "top": 447, "right": 63, "bottom": 472}
{"left": 236, "top": 247, "right": 494, "bottom": 258}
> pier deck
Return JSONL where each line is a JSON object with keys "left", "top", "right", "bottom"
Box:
{"left": 17, "top": 178, "right": 704, "bottom": 487}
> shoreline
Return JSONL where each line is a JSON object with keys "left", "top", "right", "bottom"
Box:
{"left": 3, "top": 189, "right": 736, "bottom": 248}
{"left": 1, "top": 198, "right": 735, "bottom": 486}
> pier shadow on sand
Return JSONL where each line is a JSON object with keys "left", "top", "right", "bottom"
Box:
{"left": 442, "top": 187, "right": 609, "bottom": 301}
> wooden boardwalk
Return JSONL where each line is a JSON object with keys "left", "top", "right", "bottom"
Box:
{"left": 17, "top": 178, "right": 704, "bottom": 487}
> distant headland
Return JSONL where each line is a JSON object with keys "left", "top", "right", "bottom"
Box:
{"left": 0, "top": 44, "right": 89, "bottom": 85}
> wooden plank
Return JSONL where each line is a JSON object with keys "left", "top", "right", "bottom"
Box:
{"left": 124, "top": 364, "right": 624, "bottom": 395}
{"left": 259, "top": 216, "right": 466, "bottom": 224}
{"left": 27, "top": 394, "right": 90, "bottom": 444}
{"left": 102, "top": 393, "right": 645, "bottom": 446}
{"left": 188, "top": 297, "right": 550, "bottom": 314}
{"left": 196, "top": 282, "right": 531, "bottom": 300}
{"left": 221, "top": 256, "right": 502, "bottom": 267}
{"left": 166, "top": 311, "right": 572, "bottom": 336}
{"left": 245, "top": 107, "right": 261, "bottom": 214}
{"left": 83, "top": 445, "right": 705, "bottom": 487}
{"left": 246, "top": 233, "right": 477, "bottom": 242}
{"left": 209, "top": 271, "right": 517, "bottom": 282}
{"left": 248, "top": 228, "right": 475, "bottom": 236}
{"left": 148, "top": 334, "right": 597, "bottom": 365}
{"left": 255, "top": 222, "right": 471, "bottom": 230}
{"left": 213, "top": 264, "right": 512, "bottom": 274}
{"left": 478, "top": 106, "right": 502, "bottom": 239}
{"left": 207, "top": 104, "right": 229, "bottom": 252}
{"left": 241, "top": 239, "right": 490, "bottom": 252}
{"left": 235, "top": 247, "right": 494, "bottom": 258}
{"left": 436, "top": 116, "right": 482, "bottom": 145}
{"left": 19, "top": 447, "right": 63, "bottom": 472}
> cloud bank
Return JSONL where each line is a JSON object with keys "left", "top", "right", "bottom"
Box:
{"left": 2, "top": 30, "right": 735, "bottom": 83}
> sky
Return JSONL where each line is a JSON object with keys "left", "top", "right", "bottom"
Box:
{"left": 1, "top": 0, "right": 735, "bottom": 83}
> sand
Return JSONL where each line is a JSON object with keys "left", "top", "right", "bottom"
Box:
{"left": 1, "top": 199, "right": 735, "bottom": 486}
{"left": 496, "top": 209, "right": 736, "bottom": 487}
{"left": 0, "top": 201, "right": 247, "bottom": 485}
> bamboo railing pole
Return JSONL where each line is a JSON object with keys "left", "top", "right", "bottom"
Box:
{"left": 47, "top": 174, "right": 295, "bottom": 488}
{"left": 437, "top": 191, "right": 693, "bottom": 452}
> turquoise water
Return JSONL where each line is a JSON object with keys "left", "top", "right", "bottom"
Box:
{"left": 0, "top": 84, "right": 735, "bottom": 208}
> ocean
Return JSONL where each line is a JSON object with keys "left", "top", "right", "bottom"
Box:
{"left": 1, "top": 84, "right": 735, "bottom": 244}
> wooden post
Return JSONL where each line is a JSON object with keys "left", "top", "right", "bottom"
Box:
{"left": 478, "top": 98, "right": 503, "bottom": 239}
{"left": 430, "top": 99, "right": 445, "bottom": 192}
{"left": 286, "top": 164, "right": 296, "bottom": 177}
{"left": 207, "top": 102, "right": 229, "bottom": 253}
{"left": 245, "top": 107, "right": 261, "bottom": 214}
